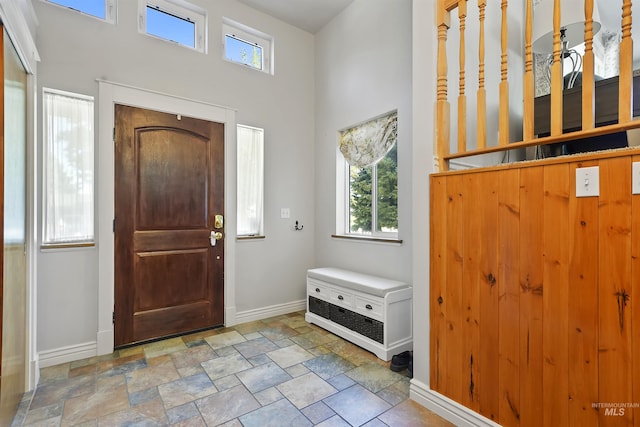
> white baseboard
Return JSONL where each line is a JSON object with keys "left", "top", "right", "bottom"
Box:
{"left": 28, "top": 358, "right": 39, "bottom": 390}
{"left": 38, "top": 342, "right": 97, "bottom": 368}
{"left": 225, "top": 305, "right": 237, "bottom": 327}
{"left": 410, "top": 379, "right": 502, "bottom": 427}
{"left": 96, "top": 329, "right": 114, "bottom": 356}
{"left": 234, "top": 300, "right": 306, "bottom": 325}
{"left": 38, "top": 301, "right": 304, "bottom": 369}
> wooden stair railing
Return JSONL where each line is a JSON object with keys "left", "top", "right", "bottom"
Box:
{"left": 436, "top": 0, "right": 637, "bottom": 171}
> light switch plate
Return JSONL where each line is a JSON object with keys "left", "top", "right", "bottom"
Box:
{"left": 633, "top": 162, "right": 640, "bottom": 195}
{"left": 280, "top": 208, "right": 290, "bottom": 219}
{"left": 576, "top": 166, "right": 599, "bottom": 197}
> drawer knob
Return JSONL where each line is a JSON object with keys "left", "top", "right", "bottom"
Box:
{"left": 315, "top": 288, "right": 320, "bottom": 293}
{"left": 365, "top": 304, "right": 373, "bottom": 310}
{"left": 338, "top": 295, "right": 344, "bottom": 300}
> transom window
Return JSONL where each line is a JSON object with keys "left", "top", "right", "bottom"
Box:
{"left": 44, "top": 0, "right": 116, "bottom": 23}
{"left": 138, "top": 0, "right": 207, "bottom": 52}
{"left": 223, "top": 18, "right": 273, "bottom": 74}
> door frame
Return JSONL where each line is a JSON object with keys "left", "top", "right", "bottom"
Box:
{"left": 97, "top": 80, "right": 237, "bottom": 356}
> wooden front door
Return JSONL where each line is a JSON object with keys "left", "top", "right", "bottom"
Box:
{"left": 114, "top": 104, "right": 225, "bottom": 347}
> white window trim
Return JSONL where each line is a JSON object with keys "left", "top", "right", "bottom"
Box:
{"left": 137, "top": 0, "right": 207, "bottom": 53}
{"left": 222, "top": 17, "right": 274, "bottom": 75}
{"left": 336, "top": 146, "right": 399, "bottom": 241}
{"left": 42, "top": 0, "right": 117, "bottom": 24}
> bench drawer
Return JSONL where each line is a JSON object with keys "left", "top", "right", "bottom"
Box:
{"left": 307, "top": 282, "right": 330, "bottom": 300}
{"left": 355, "top": 296, "right": 383, "bottom": 321}
{"left": 330, "top": 289, "right": 354, "bottom": 308}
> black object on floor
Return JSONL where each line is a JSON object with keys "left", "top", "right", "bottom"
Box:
{"left": 390, "top": 350, "right": 412, "bottom": 372}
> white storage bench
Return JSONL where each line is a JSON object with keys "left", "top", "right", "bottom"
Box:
{"left": 305, "top": 267, "right": 412, "bottom": 361}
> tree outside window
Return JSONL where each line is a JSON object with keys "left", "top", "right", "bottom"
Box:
{"left": 349, "top": 143, "right": 397, "bottom": 235}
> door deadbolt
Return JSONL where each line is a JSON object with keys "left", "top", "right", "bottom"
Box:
{"left": 214, "top": 214, "right": 224, "bottom": 229}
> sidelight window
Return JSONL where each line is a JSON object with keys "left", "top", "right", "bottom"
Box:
{"left": 237, "top": 125, "right": 264, "bottom": 237}
{"left": 42, "top": 89, "right": 95, "bottom": 246}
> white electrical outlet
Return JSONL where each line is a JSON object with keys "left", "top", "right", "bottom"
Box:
{"left": 576, "top": 166, "right": 599, "bottom": 197}
{"left": 280, "top": 208, "right": 290, "bottom": 219}
{"left": 633, "top": 162, "right": 640, "bottom": 195}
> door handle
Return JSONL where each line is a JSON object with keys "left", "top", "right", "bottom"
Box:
{"left": 210, "top": 231, "right": 223, "bottom": 246}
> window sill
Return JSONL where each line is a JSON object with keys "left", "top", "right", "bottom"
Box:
{"left": 41, "top": 242, "right": 96, "bottom": 251}
{"left": 331, "top": 234, "right": 403, "bottom": 245}
{"left": 237, "top": 235, "right": 266, "bottom": 241}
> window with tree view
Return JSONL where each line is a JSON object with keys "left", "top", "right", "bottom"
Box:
{"left": 341, "top": 111, "right": 398, "bottom": 238}
{"left": 349, "top": 144, "right": 397, "bottom": 235}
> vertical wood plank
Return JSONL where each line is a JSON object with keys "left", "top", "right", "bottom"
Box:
{"left": 519, "top": 166, "right": 544, "bottom": 427}
{"left": 430, "top": 175, "right": 448, "bottom": 393}
{"left": 633, "top": 154, "right": 640, "bottom": 427}
{"left": 445, "top": 174, "right": 465, "bottom": 402}
{"left": 542, "top": 164, "right": 570, "bottom": 427}
{"left": 477, "top": 0, "right": 487, "bottom": 149}
{"left": 550, "top": 0, "right": 563, "bottom": 136}
{"left": 618, "top": 0, "right": 633, "bottom": 123}
{"left": 581, "top": 0, "right": 596, "bottom": 130}
{"left": 458, "top": 0, "right": 467, "bottom": 154}
{"left": 499, "top": 0, "right": 509, "bottom": 146}
{"left": 498, "top": 168, "right": 521, "bottom": 426}
{"left": 479, "top": 171, "right": 500, "bottom": 421}
{"left": 437, "top": 2, "right": 451, "bottom": 171}
{"left": 523, "top": 0, "right": 534, "bottom": 141}
{"left": 461, "top": 172, "right": 480, "bottom": 411}
{"left": 568, "top": 161, "right": 599, "bottom": 426}
{"left": 598, "top": 157, "right": 633, "bottom": 425}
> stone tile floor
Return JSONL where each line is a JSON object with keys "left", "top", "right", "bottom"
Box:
{"left": 11, "top": 311, "right": 453, "bottom": 426}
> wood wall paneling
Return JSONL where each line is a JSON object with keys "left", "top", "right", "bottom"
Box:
{"left": 598, "top": 157, "right": 633, "bottom": 425}
{"left": 498, "top": 169, "right": 520, "bottom": 426}
{"left": 568, "top": 161, "right": 599, "bottom": 426}
{"left": 518, "top": 167, "right": 544, "bottom": 427}
{"left": 430, "top": 152, "right": 640, "bottom": 426}
{"left": 542, "top": 164, "right": 570, "bottom": 427}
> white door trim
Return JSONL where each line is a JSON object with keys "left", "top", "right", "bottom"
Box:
{"left": 96, "top": 80, "right": 237, "bottom": 355}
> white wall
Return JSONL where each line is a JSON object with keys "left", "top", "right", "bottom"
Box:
{"left": 411, "top": 0, "right": 436, "bottom": 399}
{"left": 33, "top": 0, "right": 316, "bottom": 354}
{"left": 314, "top": 0, "right": 413, "bottom": 284}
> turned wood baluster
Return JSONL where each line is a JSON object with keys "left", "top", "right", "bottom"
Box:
{"left": 619, "top": 0, "right": 633, "bottom": 123}
{"left": 477, "top": 0, "right": 487, "bottom": 149}
{"left": 437, "top": 0, "right": 451, "bottom": 171}
{"left": 550, "top": 0, "right": 563, "bottom": 136}
{"left": 458, "top": 0, "right": 467, "bottom": 154}
{"left": 582, "top": 0, "right": 596, "bottom": 130}
{"left": 499, "top": 0, "right": 509, "bottom": 145}
{"left": 523, "top": 0, "right": 534, "bottom": 141}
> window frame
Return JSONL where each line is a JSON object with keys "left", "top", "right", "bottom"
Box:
{"left": 236, "top": 124, "right": 265, "bottom": 238}
{"left": 342, "top": 142, "right": 399, "bottom": 240}
{"left": 222, "top": 18, "right": 274, "bottom": 75}
{"left": 137, "top": 0, "right": 207, "bottom": 53}
{"left": 41, "top": 88, "right": 96, "bottom": 248}
{"left": 43, "top": 0, "right": 117, "bottom": 23}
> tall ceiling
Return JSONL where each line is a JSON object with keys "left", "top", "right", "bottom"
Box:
{"left": 235, "top": 0, "right": 354, "bottom": 34}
